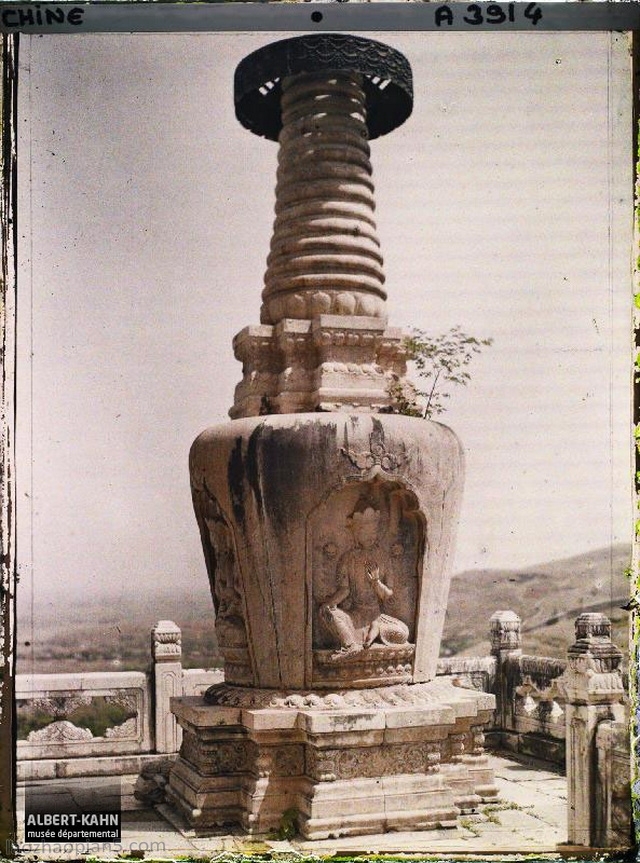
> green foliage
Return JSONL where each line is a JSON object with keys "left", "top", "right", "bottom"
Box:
{"left": 272, "top": 808, "right": 299, "bottom": 840}
{"left": 385, "top": 378, "right": 423, "bottom": 418}
{"left": 386, "top": 326, "right": 493, "bottom": 419}
{"left": 459, "top": 816, "right": 482, "bottom": 836}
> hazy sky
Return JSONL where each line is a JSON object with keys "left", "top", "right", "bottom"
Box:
{"left": 15, "top": 30, "right": 633, "bottom": 613}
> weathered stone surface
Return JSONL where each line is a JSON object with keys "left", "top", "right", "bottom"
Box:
{"left": 261, "top": 72, "right": 386, "bottom": 325}
{"left": 230, "top": 316, "right": 407, "bottom": 417}
{"left": 152, "top": 621, "right": 183, "bottom": 753}
{"left": 168, "top": 682, "right": 497, "bottom": 838}
{"left": 490, "top": 610, "right": 522, "bottom": 655}
{"left": 17, "top": 671, "right": 151, "bottom": 760}
{"left": 174, "top": 34, "right": 499, "bottom": 842}
{"left": 190, "top": 412, "right": 464, "bottom": 689}
{"left": 229, "top": 55, "right": 415, "bottom": 417}
{"left": 594, "top": 719, "right": 632, "bottom": 849}
{"left": 555, "top": 613, "right": 628, "bottom": 847}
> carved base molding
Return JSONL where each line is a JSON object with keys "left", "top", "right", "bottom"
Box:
{"left": 312, "top": 644, "right": 415, "bottom": 688}
{"left": 205, "top": 675, "right": 477, "bottom": 709}
{"left": 167, "top": 680, "right": 497, "bottom": 839}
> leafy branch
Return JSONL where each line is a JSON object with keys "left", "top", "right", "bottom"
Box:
{"left": 385, "top": 326, "right": 493, "bottom": 419}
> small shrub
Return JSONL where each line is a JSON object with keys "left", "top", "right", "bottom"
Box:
{"left": 386, "top": 326, "right": 493, "bottom": 419}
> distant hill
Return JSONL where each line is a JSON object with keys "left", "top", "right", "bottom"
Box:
{"left": 441, "top": 544, "right": 632, "bottom": 659}
{"left": 16, "top": 544, "right": 633, "bottom": 674}
{"left": 17, "top": 584, "right": 224, "bottom": 674}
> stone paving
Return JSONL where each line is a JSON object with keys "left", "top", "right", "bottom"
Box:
{"left": 15, "top": 753, "right": 572, "bottom": 859}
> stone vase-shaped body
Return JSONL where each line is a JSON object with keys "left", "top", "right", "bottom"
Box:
{"left": 189, "top": 412, "right": 464, "bottom": 691}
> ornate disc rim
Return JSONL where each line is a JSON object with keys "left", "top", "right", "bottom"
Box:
{"left": 234, "top": 34, "right": 414, "bottom": 141}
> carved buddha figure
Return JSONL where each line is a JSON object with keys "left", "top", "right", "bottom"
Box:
{"left": 320, "top": 507, "right": 410, "bottom": 657}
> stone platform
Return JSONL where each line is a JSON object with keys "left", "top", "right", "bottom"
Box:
{"left": 16, "top": 753, "right": 570, "bottom": 858}
{"left": 167, "top": 678, "right": 497, "bottom": 840}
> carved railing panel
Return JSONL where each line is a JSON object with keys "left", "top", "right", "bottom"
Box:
{"left": 16, "top": 671, "right": 152, "bottom": 759}
{"left": 595, "top": 719, "right": 632, "bottom": 848}
{"left": 512, "top": 655, "right": 567, "bottom": 742}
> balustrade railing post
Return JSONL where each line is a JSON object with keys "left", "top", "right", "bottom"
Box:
{"left": 490, "top": 610, "right": 522, "bottom": 744}
{"left": 152, "top": 621, "right": 183, "bottom": 754}
{"left": 557, "top": 613, "right": 626, "bottom": 847}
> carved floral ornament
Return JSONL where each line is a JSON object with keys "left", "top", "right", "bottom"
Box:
{"left": 489, "top": 610, "right": 521, "bottom": 652}
{"left": 341, "top": 424, "right": 406, "bottom": 476}
{"left": 204, "top": 678, "right": 484, "bottom": 710}
{"left": 107, "top": 690, "right": 134, "bottom": 707}
{"left": 328, "top": 744, "right": 440, "bottom": 780}
{"left": 254, "top": 746, "right": 304, "bottom": 778}
{"left": 24, "top": 694, "right": 92, "bottom": 717}
{"left": 104, "top": 717, "right": 138, "bottom": 739}
{"left": 558, "top": 665, "right": 626, "bottom": 700}
{"left": 183, "top": 736, "right": 249, "bottom": 774}
{"left": 26, "top": 720, "right": 94, "bottom": 744}
{"left": 20, "top": 690, "right": 139, "bottom": 715}
{"left": 152, "top": 620, "right": 182, "bottom": 659}
{"left": 25, "top": 714, "right": 139, "bottom": 744}
{"left": 19, "top": 691, "right": 141, "bottom": 744}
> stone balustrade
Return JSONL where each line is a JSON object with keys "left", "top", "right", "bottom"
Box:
{"left": 487, "top": 610, "right": 568, "bottom": 764}
{"left": 15, "top": 615, "right": 622, "bottom": 772}
{"left": 16, "top": 670, "right": 152, "bottom": 763}
{"left": 15, "top": 610, "right": 631, "bottom": 847}
{"left": 15, "top": 623, "right": 224, "bottom": 781}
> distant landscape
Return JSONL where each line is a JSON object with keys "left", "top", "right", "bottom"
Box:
{"left": 442, "top": 543, "right": 631, "bottom": 659}
{"left": 16, "top": 544, "right": 632, "bottom": 675}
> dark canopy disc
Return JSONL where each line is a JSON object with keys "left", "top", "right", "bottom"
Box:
{"left": 234, "top": 34, "right": 413, "bottom": 141}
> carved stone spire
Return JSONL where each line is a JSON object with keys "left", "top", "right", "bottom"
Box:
{"left": 263, "top": 70, "right": 386, "bottom": 325}
{"left": 229, "top": 34, "right": 414, "bottom": 418}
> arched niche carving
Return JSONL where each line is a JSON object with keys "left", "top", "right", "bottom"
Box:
{"left": 192, "top": 488, "right": 252, "bottom": 685}
{"left": 307, "top": 478, "right": 424, "bottom": 688}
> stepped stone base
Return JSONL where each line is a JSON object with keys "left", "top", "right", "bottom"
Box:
{"left": 167, "top": 679, "right": 497, "bottom": 839}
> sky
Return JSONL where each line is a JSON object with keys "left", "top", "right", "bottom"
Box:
{"left": 15, "top": 30, "right": 634, "bottom": 614}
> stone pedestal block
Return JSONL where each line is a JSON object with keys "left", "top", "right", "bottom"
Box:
{"left": 189, "top": 412, "right": 464, "bottom": 690}
{"left": 167, "top": 679, "right": 497, "bottom": 838}
{"left": 231, "top": 316, "right": 407, "bottom": 417}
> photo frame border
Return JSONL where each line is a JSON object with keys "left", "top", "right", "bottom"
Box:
{"left": 0, "top": 4, "right": 638, "bottom": 858}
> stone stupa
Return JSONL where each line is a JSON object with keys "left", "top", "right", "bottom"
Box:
{"left": 167, "top": 34, "right": 497, "bottom": 839}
